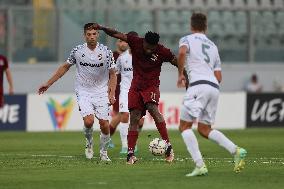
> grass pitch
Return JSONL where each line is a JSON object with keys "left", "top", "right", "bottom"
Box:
{"left": 0, "top": 128, "right": 284, "bottom": 189}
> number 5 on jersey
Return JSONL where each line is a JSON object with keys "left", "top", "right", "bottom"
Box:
{"left": 202, "top": 43, "right": 210, "bottom": 64}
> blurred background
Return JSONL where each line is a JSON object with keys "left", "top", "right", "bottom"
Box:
{"left": 1, "top": 0, "right": 284, "bottom": 93}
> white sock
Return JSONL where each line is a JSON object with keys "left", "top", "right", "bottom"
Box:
{"left": 181, "top": 129, "right": 204, "bottom": 168}
{"left": 100, "top": 132, "right": 110, "bottom": 151}
{"left": 119, "top": 122, "right": 128, "bottom": 148}
{"left": 208, "top": 130, "right": 237, "bottom": 155}
{"left": 84, "top": 127, "right": 93, "bottom": 145}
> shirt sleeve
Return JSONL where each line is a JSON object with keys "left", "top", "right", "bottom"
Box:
{"left": 179, "top": 36, "right": 190, "bottom": 49}
{"left": 214, "top": 48, "right": 222, "bottom": 71}
{"left": 66, "top": 47, "right": 77, "bottom": 65}
{"left": 162, "top": 47, "right": 175, "bottom": 63}
{"left": 106, "top": 49, "right": 116, "bottom": 70}
{"left": 116, "top": 55, "right": 122, "bottom": 74}
{"left": 126, "top": 33, "right": 140, "bottom": 49}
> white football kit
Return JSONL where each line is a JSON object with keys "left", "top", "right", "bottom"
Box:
{"left": 116, "top": 50, "right": 133, "bottom": 113}
{"left": 179, "top": 33, "right": 221, "bottom": 124}
{"left": 67, "top": 43, "right": 115, "bottom": 119}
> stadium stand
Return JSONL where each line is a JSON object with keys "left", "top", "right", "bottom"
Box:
{"left": 1, "top": 0, "right": 284, "bottom": 63}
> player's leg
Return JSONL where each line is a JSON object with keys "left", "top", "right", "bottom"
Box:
{"left": 98, "top": 118, "right": 111, "bottom": 161}
{"left": 138, "top": 117, "right": 145, "bottom": 131}
{"left": 109, "top": 110, "right": 120, "bottom": 136}
{"left": 108, "top": 111, "right": 120, "bottom": 148}
{"left": 198, "top": 122, "right": 247, "bottom": 172}
{"left": 83, "top": 114, "right": 95, "bottom": 159}
{"left": 179, "top": 119, "right": 208, "bottom": 177}
{"left": 198, "top": 87, "right": 247, "bottom": 173}
{"left": 119, "top": 112, "right": 129, "bottom": 154}
{"left": 76, "top": 92, "right": 95, "bottom": 159}
{"left": 126, "top": 87, "right": 144, "bottom": 164}
{"left": 95, "top": 97, "right": 111, "bottom": 162}
{"left": 118, "top": 89, "right": 130, "bottom": 154}
{"left": 108, "top": 93, "right": 121, "bottom": 148}
{"left": 179, "top": 85, "right": 208, "bottom": 176}
{"left": 145, "top": 102, "right": 174, "bottom": 163}
{"left": 126, "top": 108, "right": 142, "bottom": 164}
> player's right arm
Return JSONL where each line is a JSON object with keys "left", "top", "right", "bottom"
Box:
{"left": 38, "top": 62, "right": 71, "bottom": 95}
{"left": 177, "top": 45, "right": 188, "bottom": 88}
{"left": 95, "top": 24, "right": 127, "bottom": 41}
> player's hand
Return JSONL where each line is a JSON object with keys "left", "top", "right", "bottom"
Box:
{"left": 38, "top": 83, "right": 50, "bottom": 95}
{"left": 93, "top": 23, "right": 102, "bottom": 30}
{"left": 177, "top": 74, "right": 186, "bottom": 88}
{"left": 9, "top": 87, "right": 14, "bottom": 95}
{"left": 108, "top": 94, "right": 116, "bottom": 105}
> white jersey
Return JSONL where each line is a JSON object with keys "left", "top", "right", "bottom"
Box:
{"left": 179, "top": 33, "right": 221, "bottom": 85}
{"left": 66, "top": 43, "right": 115, "bottom": 96}
{"left": 116, "top": 50, "right": 133, "bottom": 91}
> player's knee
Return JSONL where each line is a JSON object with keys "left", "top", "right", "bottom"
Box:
{"left": 120, "top": 112, "right": 129, "bottom": 123}
{"left": 84, "top": 119, "right": 94, "bottom": 128}
{"left": 197, "top": 125, "right": 211, "bottom": 138}
{"left": 179, "top": 124, "right": 189, "bottom": 132}
{"left": 179, "top": 120, "right": 192, "bottom": 132}
{"left": 99, "top": 120, "right": 109, "bottom": 134}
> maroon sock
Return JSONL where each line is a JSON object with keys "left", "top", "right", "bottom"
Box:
{"left": 156, "top": 121, "right": 170, "bottom": 143}
{"left": 109, "top": 124, "right": 116, "bottom": 136}
{"left": 127, "top": 130, "right": 139, "bottom": 153}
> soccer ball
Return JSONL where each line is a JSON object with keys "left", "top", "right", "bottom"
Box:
{"left": 149, "top": 138, "right": 166, "bottom": 156}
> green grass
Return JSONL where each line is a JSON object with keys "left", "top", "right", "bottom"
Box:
{"left": 0, "top": 128, "right": 284, "bottom": 189}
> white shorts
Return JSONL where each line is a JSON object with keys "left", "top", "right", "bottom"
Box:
{"left": 119, "top": 89, "right": 129, "bottom": 113}
{"left": 180, "top": 84, "right": 219, "bottom": 125}
{"left": 75, "top": 91, "right": 110, "bottom": 120}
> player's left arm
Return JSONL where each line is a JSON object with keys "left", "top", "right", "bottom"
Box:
{"left": 107, "top": 50, "right": 117, "bottom": 105}
{"left": 108, "top": 68, "right": 117, "bottom": 105}
{"left": 214, "top": 49, "right": 222, "bottom": 83}
{"left": 4, "top": 68, "right": 14, "bottom": 94}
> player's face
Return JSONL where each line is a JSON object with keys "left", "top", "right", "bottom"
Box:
{"left": 143, "top": 40, "right": 157, "bottom": 55}
{"left": 116, "top": 39, "right": 128, "bottom": 52}
{"left": 84, "top": 29, "right": 99, "bottom": 46}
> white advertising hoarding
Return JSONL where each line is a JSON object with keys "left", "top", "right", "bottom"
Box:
{"left": 27, "top": 92, "right": 246, "bottom": 132}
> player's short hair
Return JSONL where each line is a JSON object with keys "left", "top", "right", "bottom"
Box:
{"left": 128, "top": 31, "right": 138, "bottom": 36}
{"left": 144, "top": 31, "right": 160, "bottom": 45}
{"left": 191, "top": 13, "right": 207, "bottom": 32}
{"left": 84, "top": 23, "right": 97, "bottom": 33}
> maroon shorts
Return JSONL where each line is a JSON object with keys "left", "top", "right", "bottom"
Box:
{"left": 128, "top": 86, "right": 160, "bottom": 116}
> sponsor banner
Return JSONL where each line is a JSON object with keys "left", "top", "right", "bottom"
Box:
{"left": 28, "top": 94, "right": 85, "bottom": 131}
{"left": 143, "top": 92, "right": 246, "bottom": 130}
{"left": 0, "top": 95, "right": 27, "bottom": 131}
{"left": 215, "top": 92, "right": 246, "bottom": 129}
{"left": 28, "top": 92, "right": 245, "bottom": 132}
{"left": 246, "top": 93, "right": 284, "bottom": 127}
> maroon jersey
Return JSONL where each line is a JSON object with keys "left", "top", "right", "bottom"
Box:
{"left": 126, "top": 34, "right": 175, "bottom": 89}
{"left": 0, "top": 55, "right": 8, "bottom": 94}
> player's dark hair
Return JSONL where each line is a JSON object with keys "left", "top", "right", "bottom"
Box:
{"left": 128, "top": 31, "right": 138, "bottom": 36}
{"left": 84, "top": 23, "right": 97, "bottom": 33}
{"left": 191, "top": 13, "right": 207, "bottom": 32}
{"left": 144, "top": 31, "right": 160, "bottom": 45}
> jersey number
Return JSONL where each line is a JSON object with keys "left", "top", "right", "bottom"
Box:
{"left": 202, "top": 43, "right": 210, "bottom": 64}
{"left": 150, "top": 92, "right": 157, "bottom": 103}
